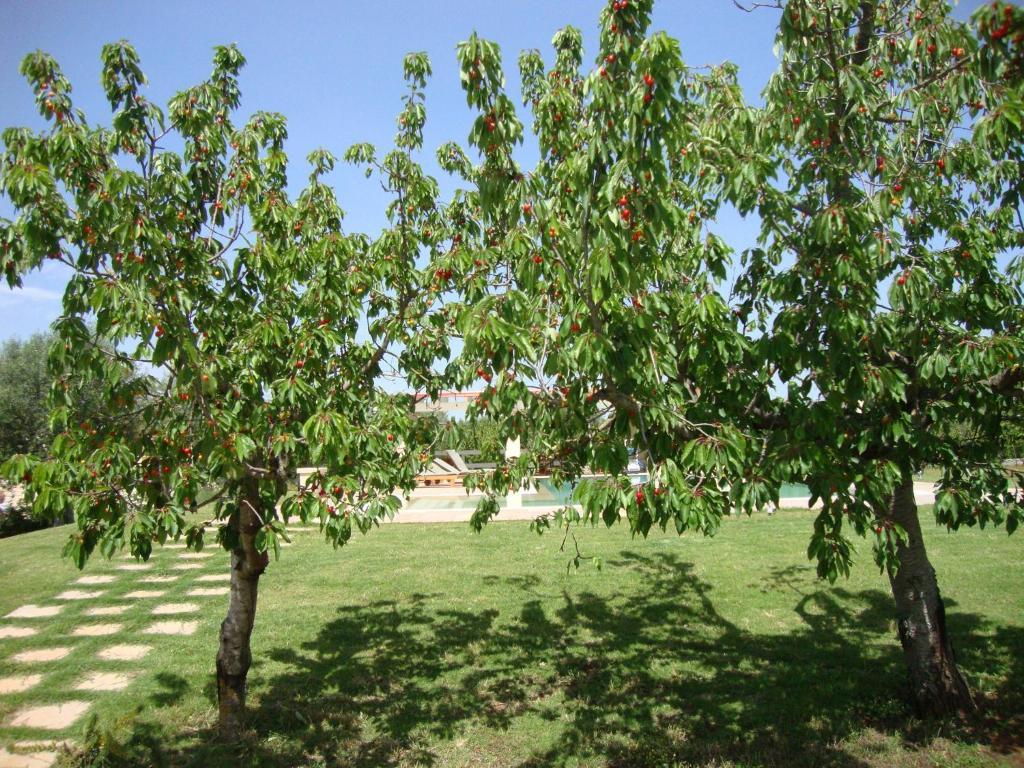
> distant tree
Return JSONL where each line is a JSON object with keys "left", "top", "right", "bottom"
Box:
{"left": 0, "top": 333, "right": 52, "bottom": 461}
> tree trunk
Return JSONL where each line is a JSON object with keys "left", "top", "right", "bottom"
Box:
{"left": 884, "top": 473, "right": 976, "bottom": 718}
{"left": 216, "top": 479, "right": 269, "bottom": 739}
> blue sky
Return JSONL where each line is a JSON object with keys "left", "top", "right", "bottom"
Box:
{"left": 0, "top": 0, "right": 986, "bottom": 342}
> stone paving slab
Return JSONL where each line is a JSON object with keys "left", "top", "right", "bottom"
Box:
{"left": 170, "top": 564, "right": 202, "bottom": 571}
{"left": 187, "top": 587, "right": 229, "bottom": 597}
{"left": 97, "top": 644, "right": 151, "bottom": 661}
{"left": 195, "top": 574, "right": 231, "bottom": 582}
{"left": 54, "top": 590, "right": 105, "bottom": 601}
{"left": 122, "top": 591, "right": 165, "bottom": 599}
{"left": 74, "top": 671, "right": 134, "bottom": 692}
{"left": 70, "top": 623, "right": 122, "bottom": 638}
{"left": 11, "top": 648, "right": 72, "bottom": 664}
{"left": 0, "top": 627, "right": 38, "bottom": 639}
{"left": 5, "top": 606, "right": 61, "bottom": 620}
{"left": 115, "top": 564, "right": 152, "bottom": 572}
{"left": 84, "top": 606, "right": 129, "bottom": 617}
{"left": 74, "top": 575, "right": 116, "bottom": 585}
{"left": 0, "top": 674, "right": 43, "bottom": 694}
{"left": 0, "top": 747, "right": 57, "bottom": 768}
{"left": 7, "top": 701, "right": 90, "bottom": 730}
{"left": 138, "top": 575, "right": 178, "bottom": 584}
{"left": 178, "top": 552, "right": 213, "bottom": 559}
{"left": 143, "top": 621, "right": 198, "bottom": 636}
{"left": 151, "top": 603, "right": 199, "bottom": 615}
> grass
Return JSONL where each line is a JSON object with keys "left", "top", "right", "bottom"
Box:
{"left": 0, "top": 508, "right": 1022, "bottom": 767}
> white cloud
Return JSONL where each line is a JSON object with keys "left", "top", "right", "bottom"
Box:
{"left": 0, "top": 285, "right": 62, "bottom": 305}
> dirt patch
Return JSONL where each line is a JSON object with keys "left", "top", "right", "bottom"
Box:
{"left": 115, "top": 564, "right": 152, "bottom": 572}
{"left": 178, "top": 552, "right": 213, "bottom": 559}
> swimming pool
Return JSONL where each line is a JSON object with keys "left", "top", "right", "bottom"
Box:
{"left": 405, "top": 478, "right": 811, "bottom": 510}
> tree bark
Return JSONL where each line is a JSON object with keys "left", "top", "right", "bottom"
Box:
{"left": 216, "top": 478, "right": 269, "bottom": 739}
{"left": 884, "top": 473, "right": 976, "bottom": 718}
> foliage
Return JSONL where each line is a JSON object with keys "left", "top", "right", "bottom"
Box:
{"left": 0, "top": 334, "right": 52, "bottom": 461}
{"left": 442, "top": 0, "right": 1023, "bottom": 570}
{"left": 0, "top": 43, "right": 451, "bottom": 563}
{"left": 432, "top": 415, "right": 506, "bottom": 463}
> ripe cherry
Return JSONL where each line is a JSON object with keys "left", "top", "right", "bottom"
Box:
{"left": 643, "top": 73, "right": 654, "bottom": 87}
{"left": 522, "top": 202, "right": 532, "bottom": 215}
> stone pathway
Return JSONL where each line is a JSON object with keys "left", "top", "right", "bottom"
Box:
{"left": 1, "top": 537, "right": 241, "bottom": 763}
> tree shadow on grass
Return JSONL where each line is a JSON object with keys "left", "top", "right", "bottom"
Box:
{"left": 95, "top": 551, "right": 1022, "bottom": 767}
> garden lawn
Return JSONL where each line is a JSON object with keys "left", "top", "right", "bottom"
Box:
{"left": 0, "top": 508, "right": 1021, "bottom": 767}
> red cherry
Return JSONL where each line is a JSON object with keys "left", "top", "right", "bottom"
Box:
{"left": 522, "top": 202, "right": 532, "bottom": 215}
{"left": 792, "top": 116, "right": 801, "bottom": 126}
{"left": 295, "top": 359, "right": 305, "bottom": 369}
{"left": 897, "top": 275, "right": 906, "bottom": 286}
{"left": 643, "top": 92, "right": 652, "bottom": 104}
{"left": 635, "top": 489, "right": 645, "bottom": 504}
{"left": 893, "top": 183, "right": 903, "bottom": 192}
{"left": 643, "top": 73, "right": 654, "bottom": 87}
{"left": 571, "top": 322, "right": 581, "bottom": 333}
{"left": 606, "top": 54, "right": 616, "bottom": 64}
{"left": 387, "top": 433, "right": 395, "bottom": 442}
{"left": 618, "top": 195, "right": 629, "bottom": 207}
{"left": 533, "top": 254, "right": 543, "bottom": 264}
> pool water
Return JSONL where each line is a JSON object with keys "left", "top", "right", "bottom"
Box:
{"left": 405, "top": 478, "right": 811, "bottom": 510}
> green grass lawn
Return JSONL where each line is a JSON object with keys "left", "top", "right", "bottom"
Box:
{"left": 0, "top": 509, "right": 1022, "bottom": 768}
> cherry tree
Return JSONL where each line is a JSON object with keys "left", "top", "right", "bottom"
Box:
{"left": 1, "top": 44, "right": 450, "bottom": 735}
